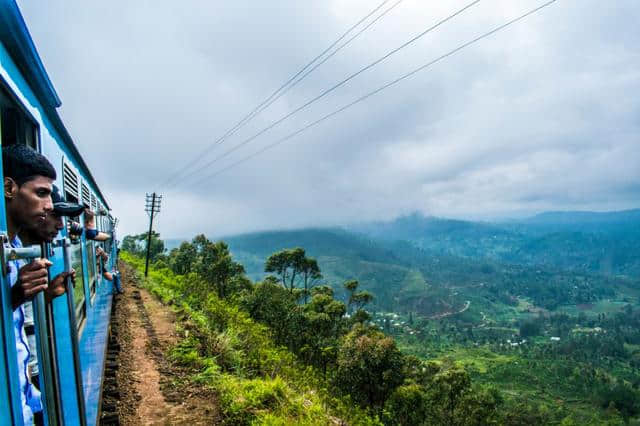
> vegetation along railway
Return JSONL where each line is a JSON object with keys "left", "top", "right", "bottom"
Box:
{"left": 0, "top": 2, "right": 118, "bottom": 425}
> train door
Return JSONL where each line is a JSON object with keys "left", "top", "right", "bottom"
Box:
{"left": 0, "top": 81, "right": 63, "bottom": 425}
{"left": 0, "top": 115, "right": 23, "bottom": 425}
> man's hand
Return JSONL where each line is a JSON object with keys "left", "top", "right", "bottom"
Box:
{"left": 46, "top": 269, "right": 75, "bottom": 302}
{"left": 11, "top": 259, "right": 52, "bottom": 310}
{"left": 96, "top": 247, "right": 109, "bottom": 261}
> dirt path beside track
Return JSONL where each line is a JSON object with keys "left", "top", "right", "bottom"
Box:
{"left": 100, "top": 263, "right": 219, "bottom": 425}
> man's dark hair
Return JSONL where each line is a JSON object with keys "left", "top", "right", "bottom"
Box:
{"left": 2, "top": 144, "right": 56, "bottom": 185}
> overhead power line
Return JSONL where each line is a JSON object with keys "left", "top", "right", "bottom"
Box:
{"left": 221, "top": 0, "right": 405, "bottom": 144}
{"left": 169, "top": 0, "right": 482, "bottom": 189}
{"left": 190, "top": 0, "right": 559, "bottom": 185}
{"left": 159, "top": 0, "right": 395, "bottom": 190}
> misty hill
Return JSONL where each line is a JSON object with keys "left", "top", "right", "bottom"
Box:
{"left": 351, "top": 210, "right": 640, "bottom": 277}
{"left": 524, "top": 208, "right": 640, "bottom": 227}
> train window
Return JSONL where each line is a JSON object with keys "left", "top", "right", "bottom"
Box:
{"left": 0, "top": 84, "right": 39, "bottom": 150}
{"left": 96, "top": 242, "right": 105, "bottom": 283}
{"left": 63, "top": 182, "right": 87, "bottom": 327}
{"left": 70, "top": 237, "right": 86, "bottom": 326}
{"left": 87, "top": 240, "right": 96, "bottom": 300}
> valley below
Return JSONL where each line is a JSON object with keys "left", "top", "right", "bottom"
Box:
{"left": 157, "top": 209, "right": 640, "bottom": 424}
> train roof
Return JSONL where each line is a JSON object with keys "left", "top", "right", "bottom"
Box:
{"left": 0, "top": 1, "right": 110, "bottom": 209}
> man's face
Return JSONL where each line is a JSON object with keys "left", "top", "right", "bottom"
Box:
{"left": 21, "top": 210, "right": 63, "bottom": 244}
{"left": 4, "top": 176, "right": 54, "bottom": 235}
{"left": 41, "top": 212, "right": 64, "bottom": 242}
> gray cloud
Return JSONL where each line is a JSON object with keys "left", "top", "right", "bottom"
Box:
{"left": 17, "top": 0, "right": 640, "bottom": 237}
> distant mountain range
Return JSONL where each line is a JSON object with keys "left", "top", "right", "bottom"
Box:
{"left": 524, "top": 209, "right": 640, "bottom": 225}
{"left": 163, "top": 209, "right": 640, "bottom": 316}
{"left": 350, "top": 209, "right": 640, "bottom": 276}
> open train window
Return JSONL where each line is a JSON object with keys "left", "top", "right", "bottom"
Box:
{"left": 0, "top": 83, "right": 38, "bottom": 150}
{"left": 69, "top": 237, "right": 86, "bottom": 327}
{"left": 62, "top": 162, "right": 86, "bottom": 328}
{"left": 87, "top": 240, "right": 96, "bottom": 300}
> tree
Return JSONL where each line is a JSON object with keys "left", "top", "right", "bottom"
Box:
{"left": 335, "top": 324, "right": 405, "bottom": 407}
{"left": 196, "top": 239, "right": 245, "bottom": 299}
{"left": 169, "top": 241, "right": 197, "bottom": 275}
{"left": 240, "top": 279, "right": 298, "bottom": 346}
{"left": 431, "top": 366, "right": 472, "bottom": 425}
{"left": 122, "top": 231, "right": 165, "bottom": 261}
{"left": 264, "top": 248, "right": 322, "bottom": 299}
{"left": 299, "top": 292, "right": 346, "bottom": 376}
{"left": 343, "top": 280, "right": 374, "bottom": 320}
{"left": 384, "top": 384, "right": 430, "bottom": 426}
{"left": 300, "top": 257, "right": 322, "bottom": 303}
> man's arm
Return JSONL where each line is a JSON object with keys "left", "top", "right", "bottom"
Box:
{"left": 92, "top": 232, "right": 111, "bottom": 242}
{"left": 11, "top": 259, "right": 51, "bottom": 310}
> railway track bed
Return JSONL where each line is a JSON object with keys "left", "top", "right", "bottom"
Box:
{"left": 100, "top": 263, "right": 219, "bottom": 425}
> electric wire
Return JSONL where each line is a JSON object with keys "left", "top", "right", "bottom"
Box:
{"left": 169, "top": 0, "right": 482, "bottom": 190}
{"left": 188, "top": 0, "right": 559, "bottom": 185}
{"left": 158, "top": 0, "right": 394, "bottom": 190}
{"left": 225, "top": 0, "right": 405, "bottom": 143}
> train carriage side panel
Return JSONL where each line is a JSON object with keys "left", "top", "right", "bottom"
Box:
{"left": 0, "top": 36, "right": 86, "bottom": 426}
{"left": 0, "top": 3, "right": 116, "bottom": 424}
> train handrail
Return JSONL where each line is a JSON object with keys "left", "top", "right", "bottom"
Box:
{"left": 55, "top": 237, "right": 88, "bottom": 426}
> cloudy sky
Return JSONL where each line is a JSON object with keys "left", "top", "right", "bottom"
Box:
{"left": 16, "top": 0, "right": 640, "bottom": 238}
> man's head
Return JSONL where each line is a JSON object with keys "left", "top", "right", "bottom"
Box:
{"left": 26, "top": 185, "right": 84, "bottom": 243}
{"left": 2, "top": 145, "right": 57, "bottom": 237}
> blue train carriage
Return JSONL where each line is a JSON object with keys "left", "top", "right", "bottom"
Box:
{"left": 0, "top": 1, "right": 119, "bottom": 425}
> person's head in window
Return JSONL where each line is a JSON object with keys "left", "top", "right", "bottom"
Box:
{"left": 2, "top": 145, "right": 56, "bottom": 240}
{"left": 23, "top": 185, "right": 84, "bottom": 244}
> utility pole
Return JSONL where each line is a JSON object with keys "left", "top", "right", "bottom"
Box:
{"left": 144, "top": 192, "right": 162, "bottom": 277}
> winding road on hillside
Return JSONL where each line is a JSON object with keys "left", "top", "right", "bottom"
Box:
{"left": 429, "top": 300, "right": 471, "bottom": 320}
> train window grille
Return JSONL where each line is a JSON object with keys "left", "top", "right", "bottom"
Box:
{"left": 63, "top": 162, "right": 80, "bottom": 200}
{"left": 81, "top": 183, "right": 90, "bottom": 207}
{"left": 90, "top": 193, "right": 97, "bottom": 213}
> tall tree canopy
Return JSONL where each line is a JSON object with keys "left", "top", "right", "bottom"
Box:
{"left": 264, "top": 247, "right": 322, "bottom": 300}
